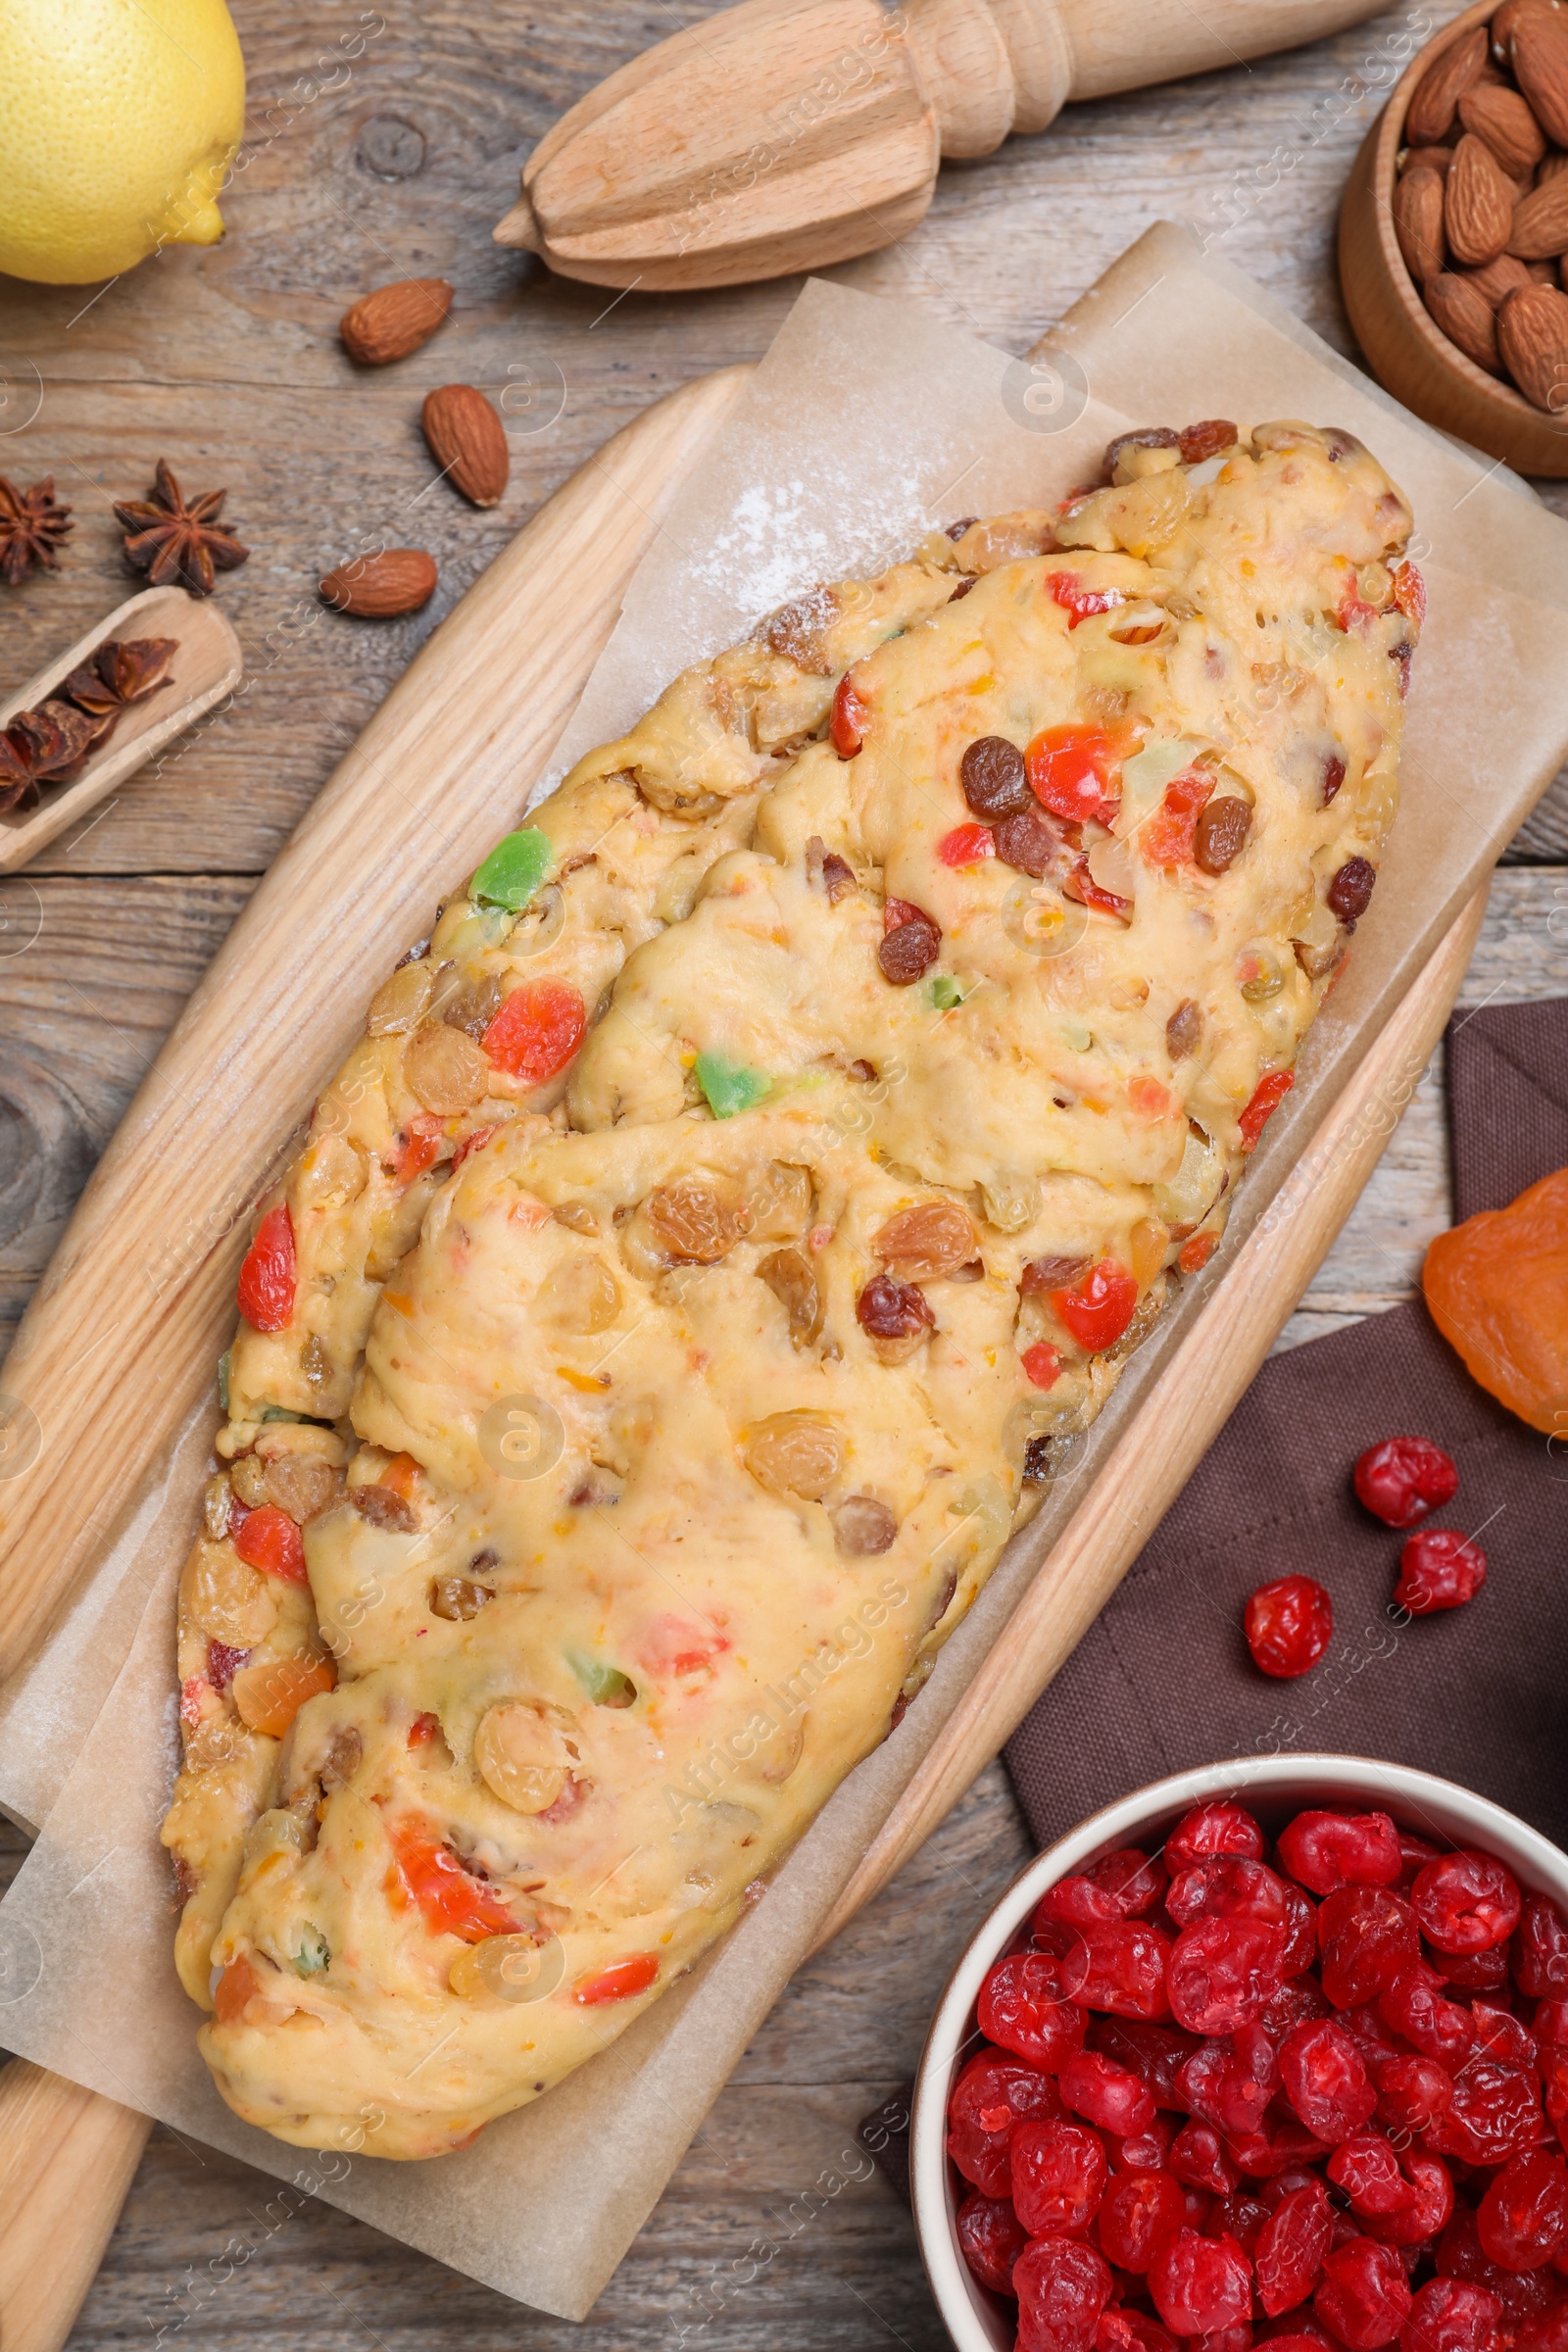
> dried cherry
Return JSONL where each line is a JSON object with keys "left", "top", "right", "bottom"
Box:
{"left": 1168, "top": 1804, "right": 1268, "bottom": 1869}
{"left": 1279, "top": 2019, "right": 1378, "bottom": 2145}
{"left": 1396, "top": 1532, "right": 1488, "bottom": 1616}
{"left": 1398, "top": 2276, "right": 1502, "bottom": 2352}
{"left": 948, "top": 2047, "right": 1063, "bottom": 2194}
{"left": 1246, "top": 1578, "right": 1334, "bottom": 1679}
{"left": 1352, "top": 1438, "right": 1458, "bottom": 1530}
{"left": 1168, "top": 1920, "right": 1290, "bottom": 2035}
{"left": 1016, "top": 2236, "right": 1114, "bottom": 2352}
{"left": 979, "top": 1951, "right": 1088, "bottom": 2072}
{"left": 1011, "top": 2120, "right": 1109, "bottom": 2237}
{"left": 1102, "top": 2169, "right": 1189, "bottom": 2271}
{"left": 1423, "top": 2059, "right": 1544, "bottom": 2166}
{"left": 1317, "top": 1889, "right": 1421, "bottom": 2008}
{"left": 1412, "top": 1854, "right": 1521, "bottom": 1955}
{"left": 1477, "top": 2151, "right": 1568, "bottom": 2273}
{"left": 1149, "top": 2229, "right": 1254, "bottom": 2335}
{"left": 1378, "top": 1965, "right": 1475, "bottom": 2064}
{"left": 1059, "top": 1922, "right": 1175, "bottom": 2020}
{"left": 1257, "top": 2183, "right": 1333, "bottom": 2315}
{"left": 1060, "top": 2048, "right": 1157, "bottom": 2137}
{"left": 1328, "top": 2130, "right": 1418, "bottom": 2219}
{"left": 1279, "top": 1814, "right": 1403, "bottom": 1897}
{"left": 957, "top": 2187, "right": 1030, "bottom": 2295}
{"left": 1315, "top": 2236, "right": 1413, "bottom": 2348}
{"left": 1516, "top": 1897, "right": 1568, "bottom": 2000}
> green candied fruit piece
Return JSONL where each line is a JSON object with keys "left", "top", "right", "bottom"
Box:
{"left": 471, "top": 826, "right": 553, "bottom": 911}
{"left": 293, "top": 1924, "right": 330, "bottom": 1977}
{"left": 926, "top": 974, "right": 965, "bottom": 1011}
{"left": 217, "top": 1348, "right": 231, "bottom": 1411}
{"left": 566, "top": 1649, "right": 638, "bottom": 1709}
{"left": 694, "top": 1054, "right": 771, "bottom": 1120}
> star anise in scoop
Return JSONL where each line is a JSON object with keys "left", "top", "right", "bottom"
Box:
{"left": 58, "top": 633, "right": 177, "bottom": 758}
{"left": 0, "top": 476, "right": 74, "bottom": 586}
{"left": 0, "top": 701, "right": 101, "bottom": 813}
{"left": 114, "top": 460, "right": 249, "bottom": 597}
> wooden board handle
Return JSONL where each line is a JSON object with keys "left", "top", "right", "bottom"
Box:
{"left": 0, "top": 2060, "right": 150, "bottom": 2352}
{"left": 499, "top": 0, "right": 1396, "bottom": 280}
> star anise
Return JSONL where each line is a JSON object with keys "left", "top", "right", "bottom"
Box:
{"left": 0, "top": 476, "right": 74, "bottom": 586}
{"left": 0, "top": 700, "right": 101, "bottom": 814}
{"left": 56, "top": 633, "right": 178, "bottom": 760}
{"left": 114, "top": 460, "right": 249, "bottom": 598}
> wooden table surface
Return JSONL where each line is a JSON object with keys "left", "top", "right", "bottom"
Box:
{"left": 2, "top": 2, "right": 1566, "bottom": 2344}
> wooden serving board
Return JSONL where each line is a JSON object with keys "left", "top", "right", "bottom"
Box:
{"left": 0, "top": 358, "right": 1481, "bottom": 2350}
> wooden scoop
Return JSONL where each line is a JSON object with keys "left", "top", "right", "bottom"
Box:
{"left": 495, "top": 0, "right": 1397, "bottom": 290}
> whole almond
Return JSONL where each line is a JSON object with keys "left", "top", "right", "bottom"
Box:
{"left": 1458, "top": 83, "right": 1547, "bottom": 177}
{"left": 422, "top": 384, "right": 509, "bottom": 508}
{"left": 1541, "top": 151, "right": 1568, "bottom": 180}
{"left": 319, "top": 549, "right": 438, "bottom": 616}
{"left": 1425, "top": 271, "right": 1504, "bottom": 371}
{"left": 1407, "top": 25, "right": 1489, "bottom": 145}
{"left": 1394, "top": 166, "right": 1447, "bottom": 280}
{"left": 1401, "top": 144, "right": 1457, "bottom": 177}
{"left": 1513, "top": 11, "right": 1568, "bottom": 144}
{"left": 1463, "top": 249, "right": 1537, "bottom": 306}
{"left": 1509, "top": 171, "right": 1568, "bottom": 254}
{"left": 340, "top": 278, "right": 453, "bottom": 368}
{"left": 1493, "top": 0, "right": 1565, "bottom": 71}
{"left": 1446, "top": 131, "right": 1517, "bottom": 263}
{"left": 1497, "top": 279, "right": 1568, "bottom": 405}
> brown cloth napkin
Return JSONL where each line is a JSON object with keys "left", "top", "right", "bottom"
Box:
{"left": 860, "top": 996, "right": 1568, "bottom": 2198}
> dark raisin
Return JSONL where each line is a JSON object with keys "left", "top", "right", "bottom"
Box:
{"left": 1105, "top": 427, "right": 1180, "bottom": 477}
{"left": 763, "top": 589, "right": 835, "bottom": 672}
{"left": 1392, "top": 640, "right": 1414, "bottom": 698}
{"left": 1194, "top": 797, "right": 1252, "bottom": 876}
{"left": 1179, "top": 419, "right": 1239, "bottom": 465}
{"left": 995, "top": 809, "right": 1059, "bottom": 879}
{"left": 1322, "top": 752, "right": 1348, "bottom": 806}
{"left": 949, "top": 576, "right": 976, "bottom": 602}
{"left": 395, "top": 937, "right": 432, "bottom": 970}
{"left": 1328, "top": 858, "right": 1377, "bottom": 925}
{"left": 821, "top": 851, "right": 856, "bottom": 903}
{"left": 1166, "top": 999, "right": 1202, "bottom": 1060}
{"left": 945, "top": 515, "right": 979, "bottom": 540}
{"left": 856, "top": 1272, "right": 935, "bottom": 1340}
{"left": 1022, "top": 1436, "right": 1054, "bottom": 1484}
{"left": 959, "top": 735, "right": 1032, "bottom": 820}
{"left": 877, "top": 913, "right": 941, "bottom": 986}
{"left": 352, "top": 1484, "right": 416, "bottom": 1533}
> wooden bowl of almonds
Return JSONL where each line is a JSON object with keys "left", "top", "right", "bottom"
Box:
{"left": 1340, "top": 0, "right": 1568, "bottom": 474}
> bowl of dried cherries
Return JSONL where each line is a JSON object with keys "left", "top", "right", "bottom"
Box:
{"left": 911, "top": 1756, "right": 1568, "bottom": 2352}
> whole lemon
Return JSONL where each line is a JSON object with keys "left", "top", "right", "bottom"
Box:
{"left": 0, "top": 0, "right": 245, "bottom": 284}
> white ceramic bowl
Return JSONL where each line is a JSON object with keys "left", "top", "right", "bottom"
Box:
{"left": 911, "top": 1753, "right": 1568, "bottom": 2352}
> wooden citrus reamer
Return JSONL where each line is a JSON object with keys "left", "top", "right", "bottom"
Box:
{"left": 496, "top": 0, "right": 1396, "bottom": 289}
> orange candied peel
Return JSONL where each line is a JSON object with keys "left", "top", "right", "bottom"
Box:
{"left": 1422, "top": 1168, "right": 1568, "bottom": 1437}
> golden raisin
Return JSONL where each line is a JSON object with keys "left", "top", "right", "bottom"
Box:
{"left": 1423, "top": 1169, "right": 1568, "bottom": 1436}
{"left": 645, "top": 1181, "right": 739, "bottom": 1265}
{"left": 743, "top": 1410, "right": 845, "bottom": 1499}
{"left": 757, "top": 1248, "right": 823, "bottom": 1346}
{"left": 873, "top": 1200, "right": 979, "bottom": 1280}
{"left": 404, "top": 1022, "right": 488, "bottom": 1114}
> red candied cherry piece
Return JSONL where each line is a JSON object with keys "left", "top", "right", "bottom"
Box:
{"left": 1472, "top": 2002, "right": 1538, "bottom": 2070}
{"left": 1541, "top": 2048, "right": 1568, "bottom": 2135}
{"left": 1040, "top": 1876, "right": 1131, "bottom": 1935}
{"left": 1395, "top": 1832, "right": 1445, "bottom": 1894}
{"left": 980, "top": 1949, "right": 1088, "bottom": 2070}
{"left": 1424, "top": 2059, "right": 1545, "bottom": 2166}
{"left": 1059, "top": 2049, "right": 1156, "bottom": 2138}
{"left": 1101, "top": 2314, "right": 1183, "bottom": 2352}
{"left": 1150, "top": 2229, "right": 1254, "bottom": 2336}
{"left": 1479, "top": 2150, "right": 1568, "bottom": 2273}
{"left": 1167, "top": 1803, "right": 1267, "bottom": 1870}
{"left": 1536, "top": 2000, "right": 1568, "bottom": 2050}
{"left": 1374, "top": 2147, "right": 1457, "bottom": 2243}
{"left": 1376, "top": 2054, "right": 1454, "bottom": 2138}
{"left": 1168, "top": 1858, "right": 1290, "bottom": 1931}
{"left": 1111, "top": 2116, "right": 1177, "bottom": 2173}
{"left": 1178, "top": 2025, "right": 1279, "bottom": 2145}
{"left": 1517, "top": 2306, "right": 1568, "bottom": 2352}
{"left": 1318, "top": 1888, "right": 1420, "bottom": 2009}
{"left": 1213, "top": 2193, "right": 1270, "bottom": 2258}
{"left": 1172, "top": 2122, "right": 1243, "bottom": 2196}
{"left": 1100, "top": 2169, "right": 1189, "bottom": 2272}
{"left": 1352, "top": 1437, "right": 1458, "bottom": 1530}
{"left": 1328, "top": 2130, "right": 1416, "bottom": 2219}
{"left": 1196, "top": 2326, "right": 1253, "bottom": 2352}
{"left": 1168, "top": 1918, "right": 1290, "bottom": 2035}
{"left": 1378, "top": 1962, "right": 1475, "bottom": 2064}
{"left": 1440, "top": 2204, "right": 1563, "bottom": 2322}
{"left": 1090, "top": 1848, "right": 1170, "bottom": 1917}
{"left": 1092, "top": 2017, "right": 1203, "bottom": 2110}
{"left": 1247, "top": 1577, "right": 1334, "bottom": 1679}
{"left": 1396, "top": 1529, "right": 1487, "bottom": 1616}
{"left": 1517, "top": 1897, "right": 1568, "bottom": 2001}
{"left": 1433, "top": 1940, "right": 1509, "bottom": 1993}
{"left": 1279, "top": 2018, "right": 1377, "bottom": 2145}
{"left": 957, "top": 2187, "right": 1030, "bottom": 2296}
{"left": 1412, "top": 1853, "right": 1522, "bottom": 1956}
{"left": 948, "top": 2047, "right": 1063, "bottom": 2195}
{"left": 1314, "top": 2236, "right": 1413, "bottom": 2349}
{"left": 1278, "top": 1812, "right": 1402, "bottom": 1896}
{"left": 1011, "top": 2119, "right": 1108, "bottom": 2238}
{"left": 1060, "top": 1922, "right": 1174, "bottom": 2020}
{"left": 1261, "top": 1979, "right": 1333, "bottom": 2038}
{"left": 1398, "top": 2277, "right": 1503, "bottom": 2352}
{"left": 1015, "top": 2233, "right": 1113, "bottom": 2352}
{"left": 1280, "top": 1886, "right": 1321, "bottom": 1980}
{"left": 1256, "top": 2183, "right": 1332, "bottom": 2316}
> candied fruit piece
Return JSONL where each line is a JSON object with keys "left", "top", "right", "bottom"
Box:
{"left": 1100, "top": 2315, "right": 1182, "bottom": 2352}
{"left": 1328, "top": 2130, "right": 1416, "bottom": 2219}
{"left": 957, "top": 2187, "right": 1030, "bottom": 2296}
{"left": 1168, "top": 1803, "right": 1267, "bottom": 1869}
{"left": 1318, "top": 1888, "right": 1420, "bottom": 2009}
{"left": 1011, "top": 2118, "right": 1108, "bottom": 2237}
{"left": 1410, "top": 1852, "right": 1522, "bottom": 1954}
{"left": 1362, "top": 2150, "right": 1452, "bottom": 2250}
{"left": 1172, "top": 2121, "right": 1243, "bottom": 2195}
{"left": 1149, "top": 2228, "right": 1254, "bottom": 2336}
{"left": 1279, "top": 2018, "right": 1377, "bottom": 2145}
{"left": 1091, "top": 2016, "right": 1201, "bottom": 2110}
{"left": 1314, "top": 2236, "right": 1412, "bottom": 2349}
{"left": 1423, "top": 1170, "right": 1568, "bottom": 1437}
{"left": 1247, "top": 1577, "right": 1334, "bottom": 1679}
{"left": 1516, "top": 1896, "right": 1568, "bottom": 2000}
{"left": 1059, "top": 1921, "right": 1174, "bottom": 2020}
{"left": 1352, "top": 1437, "right": 1458, "bottom": 1529}
{"left": 1058, "top": 2048, "right": 1156, "bottom": 2137}
{"left": 1398, "top": 2277, "right": 1503, "bottom": 2352}
{"left": 1478, "top": 2150, "right": 1568, "bottom": 2274}
{"left": 1101, "top": 2169, "right": 1188, "bottom": 2271}
{"left": 1396, "top": 1529, "right": 1487, "bottom": 1615}
{"left": 1016, "top": 2235, "right": 1113, "bottom": 2352}
{"left": 979, "top": 1949, "right": 1088, "bottom": 2071}
{"left": 1378, "top": 1965, "right": 1473, "bottom": 2064}
{"left": 1423, "top": 2058, "right": 1544, "bottom": 2166}
{"left": 1168, "top": 1918, "right": 1289, "bottom": 2034}
{"left": 1279, "top": 1813, "right": 1402, "bottom": 1896}
{"left": 948, "top": 2046, "right": 1062, "bottom": 2194}
{"left": 1168, "top": 1857, "right": 1290, "bottom": 1931}
{"left": 1257, "top": 2182, "right": 1332, "bottom": 2316}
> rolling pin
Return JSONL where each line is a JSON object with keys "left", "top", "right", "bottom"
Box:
{"left": 495, "top": 0, "right": 1399, "bottom": 289}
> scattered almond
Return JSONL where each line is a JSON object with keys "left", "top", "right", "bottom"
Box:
{"left": 1407, "top": 25, "right": 1490, "bottom": 145}
{"left": 1513, "top": 9, "right": 1568, "bottom": 143}
{"left": 1426, "top": 272, "right": 1504, "bottom": 372}
{"left": 319, "top": 549, "right": 438, "bottom": 617}
{"left": 1463, "top": 249, "right": 1537, "bottom": 306}
{"left": 1395, "top": 166, "right": 1447, "bottom": 280}
{"left": 1496, "top": 279, "right": 1568, "bottom": 405}
{"left": 1509, "top": 171, "right": 1568, "bottom": 254}
{"left": 1493, "top": 0, "right": 1566, "bottom": 72}
{"left": 421, "top": 384, "right": 509, "bottom": 509}
{"left": 1446, "top": 131, "right": 1517, "bottom": 262}
{"left": 1460, "top": 82, "right": 1547, "bottom": 175}
{"left": 340, "top": 278, "right": 454, "bottom": 368}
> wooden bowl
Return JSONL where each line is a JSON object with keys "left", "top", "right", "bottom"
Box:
{"left": 1339, "top": 0, "right": 1568, "bottom": 477}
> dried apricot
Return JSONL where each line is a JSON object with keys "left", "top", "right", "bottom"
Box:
{"left": 1423, "top": 1169, "right": 1568, "bottom": 1436}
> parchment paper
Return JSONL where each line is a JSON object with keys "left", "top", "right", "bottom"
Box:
{"left": 6, "top": 224, "right": 1568, "bottom": 2322}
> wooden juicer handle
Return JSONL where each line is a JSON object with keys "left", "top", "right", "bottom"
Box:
{"left": 496, "top": 0, "right": 1395, "bottom": 289}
